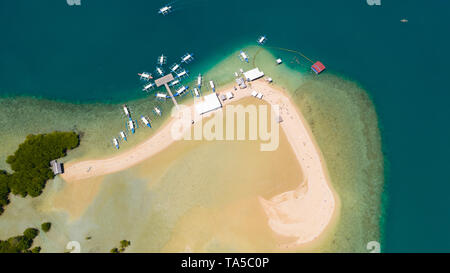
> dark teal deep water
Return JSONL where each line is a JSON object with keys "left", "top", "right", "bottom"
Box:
{"left": 1, "top": 0, "right": 449, "bottom": 252}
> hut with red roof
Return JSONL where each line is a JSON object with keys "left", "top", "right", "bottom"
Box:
{"left": 311, "top": 61, "right": 326, "bottom": 74}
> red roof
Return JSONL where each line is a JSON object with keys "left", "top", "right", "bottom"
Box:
{"left": 311, "top": 61, "right": 326, "bottom": 74}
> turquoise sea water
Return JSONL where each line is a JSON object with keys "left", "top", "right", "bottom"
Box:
{"left": 1, "top": 0, "right": 449, "bottom": 252}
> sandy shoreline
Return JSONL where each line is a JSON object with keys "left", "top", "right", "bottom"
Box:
{"left": 61, "top": 80, "right": 336, "bottom": 247}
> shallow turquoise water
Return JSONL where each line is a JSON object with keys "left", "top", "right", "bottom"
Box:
{"left": 1, "top": 0, "right": 450, "bottom": 252}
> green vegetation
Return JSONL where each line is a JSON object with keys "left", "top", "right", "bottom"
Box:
{"left": 0, "top": 131, "right": 79, "bottom": 215}
{"left": 41, "top": 222, "right": 52, "bottom": 232}
{"left": 0, "top": 171, "right": 10, "bottom": 215}
{"left": 0, "top": 227, "right": 40, "bottom": 253}
{"left": 110, "top": 240, "right": 131, "bottom": 253}
{"left": 110, "top": 247, "right": 120, "bottom": 253}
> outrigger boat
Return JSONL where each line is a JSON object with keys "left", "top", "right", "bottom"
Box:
{"left": 157, "top": 54, "right": 167, "bottom": 66}
{"left": 141, "top": 116, "right": 151, "bottom": 128}
{"left": 170, "top": 63, "right": 181, "bottom": 72}
{"left": 138, "top": 72, "right": 153, "bottom": 81}
{"left": 156, "top": 66, "right": 165, "bottom": 76}
{"left": 113, "top": 138, "right": 119, "bottom": 149}
{"left": 120, "top": 131, "right": 127, "bottom": 142}
{"left": 128, "top": 118, "right": 135, "bottom": 134}
{"left": 169, "top": 79, "right": 180, "bottom": 87}
{"left": 239, "top": 51, "right": 249, "bottom": 63}
{"left": 257, "top": 35, "right": 267, "bottom": 45}
{"left": 181, "top": 53, "right": 194, "bottom": 63}
{"left": 197, "top": 74, "right": 202, "bottom": 89}
{"left": 153, "top": 107, "right": 162, "bottom": 116}
{"left": 123, "top": 104, "right": 131, "bottom": 118}
{"left": 143, "top": 82, "right": 155, "bottom": 92}
{"left": 156, "top": 92, "right": 168, "bottom": 100}
{"left": 209, "top": 80, "right": 215, "bottom": 92}
{"left": 176, "top": 69, "right": 188, "bottom": 78}
{"left": 158, "top": 4, "right": 172, "bottom": 15}
{"left": 175, "top": 85, "right": 188, "bottom": 96}
{"left": 193, "top": 88, "right": 200, "bottom": 97}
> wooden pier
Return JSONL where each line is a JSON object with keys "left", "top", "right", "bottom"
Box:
{"left": 155, "top": 73, "right": 179, "bottom": 109}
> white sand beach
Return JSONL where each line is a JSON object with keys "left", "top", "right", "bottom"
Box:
{"left": 61, "top": 80, "right": 337, "bottom": 247}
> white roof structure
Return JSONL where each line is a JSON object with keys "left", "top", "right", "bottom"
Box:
{"left": 256, "top": 93, "right": 264, "bottom": 99}
{"left": 243, "top": 68, "right": 264, "bottom": 81}
{"left": 50, "top": 160, "right": 63, "bottom": 175}
{"left": 226, "top": 92, "right": 234, "bottom": 99}
{"left": 195, "top": 93, "right": 222, "bottom": 115}
{"left": 251, "top": 90, "right": 258, "bottom": 97}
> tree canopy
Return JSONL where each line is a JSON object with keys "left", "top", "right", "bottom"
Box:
{"left": 0, "top": 131, "right": 79, "bottom": 214}
{"left": 0, "top": 227, "right": 41, "bottom": 253}
{"left": 41, "top": 222, "right": 52, "bottom": 232}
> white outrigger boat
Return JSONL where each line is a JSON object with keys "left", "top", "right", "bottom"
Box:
{"left": 120, "top": 131, "right": 127, "bottom": 142}
{"left": 239, "top": 51, "right": 249, "bottom": 63}
{"left": 176, "top": 69, "right": 188, "bottom": 78}
{"left": 141, "top": 116, "right": 151, "bottom": 128}
{"left": 176, "top": 85, "right": 188, "bottom": 96}
{"left": 156, "top": 92, "right": 168, "bottom": 100}
{"left": 181, "top": 53, "right": 194, "bottom": 63}
{"left": 128, "top": 118, "right": 135, "bottom": 134}
{"left": 209, "top": 80, "right": 215, "bottom": 92}
{"left": 170, "top": 63, "right": 181, "bottom": 72}
{"left": 113, "top": 138, "right": 119, "bottom": 149}
{"left": 157, "top": 54, "right": 167, "bottom": 66}
{"left": 143, "top": 82, "right": 155, "bottom": 92}
{"left": 193, "top": 88, "right": 200, "bottom": 97}
{"left": 138, "top": 72, "right": 152, "bottom": 81}
{"left": 257, "top": 35, "right": 267, "bottom": 45}
{"left": 197, "top": 74, "right": 202, "bottom": 89}
{"left": 153, "top": 107, "right": 162, "bottom": 116}
{"left": 158, "top": 4, "right": 172, "bottom": 15}
{"left": 123, "top": 104, "right": 130, "bottom": 118}
{"left": 156, "top": 66, "right": 165, "bottom": 76}
{"left": 169, "top": 79, "right": 180, "bottom": 87}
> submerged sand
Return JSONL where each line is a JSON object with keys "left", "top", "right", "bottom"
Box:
{"left": 61, "top": 80, "right": 337, "bottom": 247}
